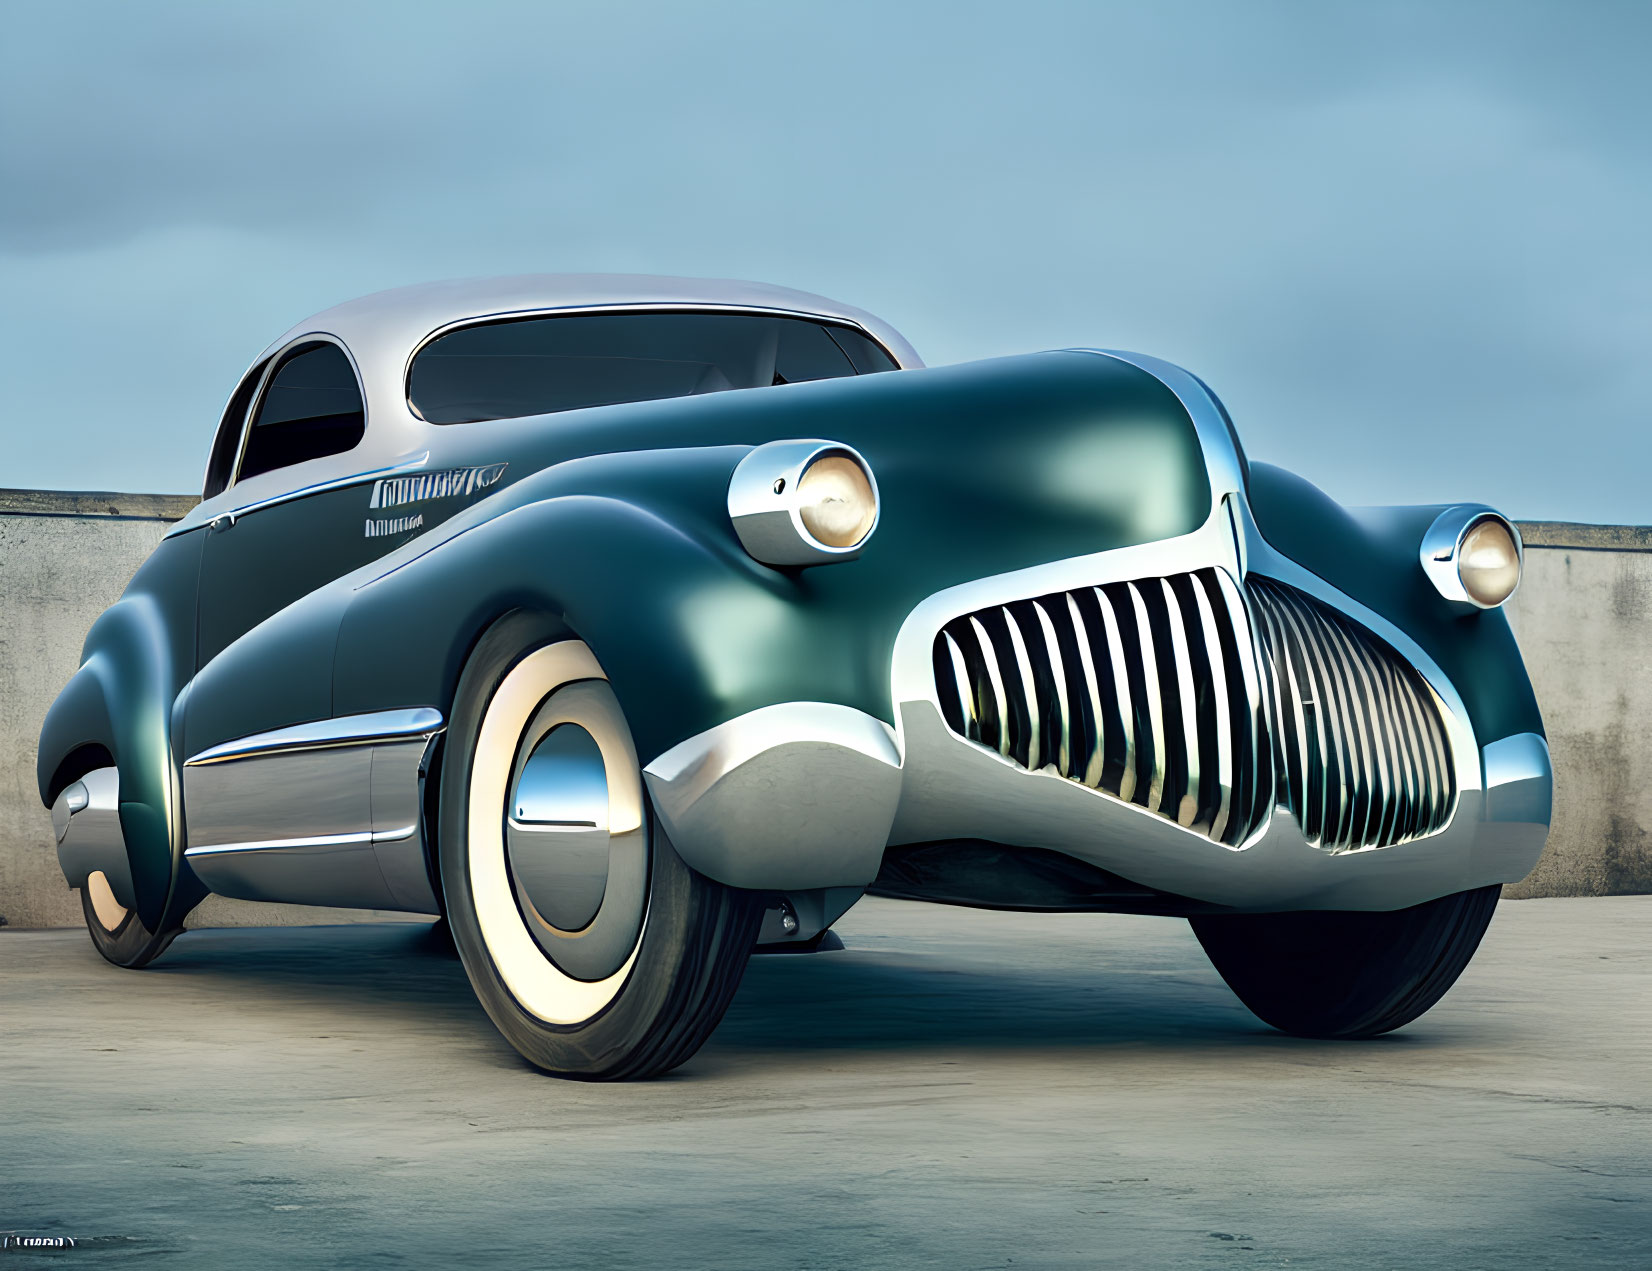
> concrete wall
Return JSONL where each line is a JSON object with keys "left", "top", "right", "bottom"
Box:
{"left": 0, "top": 490, "right": 416, "bottom": 929}
{"left": 1503, "top": 523, "right": 1652, "bottom": 897}
{"left": 1, "top": 490, "right": 1648, "bottom": 927}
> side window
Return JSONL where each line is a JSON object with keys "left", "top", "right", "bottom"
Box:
{"left": 203, "top": 358, "right": 269, "bottom": 499}
{"left": 770, "top": 321, "right": 855, "bottom": 384}
{"left": 823, "top": 326, "right": 899, "bottom": 374}
{"left": 236, "top": 341, "right": 365, "bottom": 483}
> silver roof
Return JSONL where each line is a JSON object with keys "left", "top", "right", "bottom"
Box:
{"left": 180, "top": 274, "right": 923, "bottom": 530}
{"left": 265, "top": 272, "right": 923, "bottom": 372}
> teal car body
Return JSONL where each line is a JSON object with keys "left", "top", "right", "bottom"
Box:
{"left": 38, "top": 275, "right": 1552, "bottom": 949}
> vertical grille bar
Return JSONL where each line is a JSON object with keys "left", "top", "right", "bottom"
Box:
{"left": 1002, "top": 607, "right": 1043, "bottom": 772}
{"left": 1211, "top": 568, "right": 1274, "bottom": 844}
{"left": 1123, "top": 581, "right": 1168, "bottom": 815}
{"left": 1091, "top": 588, "right": 1137, "bottom": 803}
{"left": 1159, "top": 579, "right": 1202, "bottom": 828}
{"left": 1066, "top": 594, "right": 1108, "bottom": 788}
{"left": 1030, "top": 602, "right": 1071, "bottom": 777}
{"left": 1187, "top": 575, "right": 1234, "bottom": 841}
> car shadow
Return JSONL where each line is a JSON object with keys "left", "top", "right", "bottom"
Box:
{"left": 720, "top": 945, "right": 1283, "bottom": 1056}
{"left": 152, "top": 920, "right": 489, "bottom": 1028}
{"left": 139, "top": 919, "right": 1480, "bottom": 1063}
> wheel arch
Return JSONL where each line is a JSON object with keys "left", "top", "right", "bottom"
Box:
{"left": 35, "top": 591, "right": 197, "bottom": 932}
{"left": 38, "top": 666, "right": 118, "bottom": 807}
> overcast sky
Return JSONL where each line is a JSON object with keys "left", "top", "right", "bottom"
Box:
{"left": 2, "top": 0, "right": 1647, "bottom": 522}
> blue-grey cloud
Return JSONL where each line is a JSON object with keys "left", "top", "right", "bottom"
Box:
{"left": 1, "top": 0, "right": 1647, "bottom": 523}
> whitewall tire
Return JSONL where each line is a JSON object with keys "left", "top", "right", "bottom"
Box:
{"left": 439, "top": 614, "right": 763, "bottom": 1080}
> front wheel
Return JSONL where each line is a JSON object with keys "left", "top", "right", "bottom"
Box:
{"left": 439, "top": 617, "right": 763, "bottom": 1080}
{"left": 1190, "top": 885, "right": 1501, "bottom": 1039}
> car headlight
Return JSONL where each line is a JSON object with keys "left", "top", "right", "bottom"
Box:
{"left": 1420, "top": 506, "right": 1523, "bottom": 608}
{"left": 728, "top": 440, "right": 880, "bottom": 566}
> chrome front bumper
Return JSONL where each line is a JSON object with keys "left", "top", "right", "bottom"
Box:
{"left": 644, "top": 509, "right": 1553, "bottom": 913}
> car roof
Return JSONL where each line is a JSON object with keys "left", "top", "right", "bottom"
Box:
{"left": 264, "top": 273, "right": 923, "bottom": 371}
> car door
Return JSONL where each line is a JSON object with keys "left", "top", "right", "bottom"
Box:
{"left": 179, "top": 336, "right": 444, "bottom": 906}
{"left": 185, "top": 338, "right": 404, "bottom": 750}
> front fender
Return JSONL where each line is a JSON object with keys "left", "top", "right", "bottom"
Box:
{"left": 1247, "top": 462, "right": 1543, "bottom": 750}
{"left": 333, "top": 445, "right": 884, "bottom": 765}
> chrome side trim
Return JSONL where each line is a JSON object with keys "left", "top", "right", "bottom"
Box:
{"left": 185, "top": 830, "right": 378, "bottom": 857}
{"left": 182, "top": 709, "right": 444, "bottom": 914}
{"left": 184, "top": 824, "right": 418, "bottom": 858}
{"left": 183, "top": 837, "right": 404, "bottom": 911}
{"left": 185, "top": 708, "right": 444, "bottom": 766}
{"left": 166, "top": 452, "right": 432, "bottom": 540}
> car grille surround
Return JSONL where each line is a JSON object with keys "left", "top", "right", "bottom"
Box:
{"left": 931, "top": 569, "right": 1457, "bottom": 852}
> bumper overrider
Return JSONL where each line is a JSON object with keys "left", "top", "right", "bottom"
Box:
{"left": 643, "top": 503, "right": 1552, "bottom": 914}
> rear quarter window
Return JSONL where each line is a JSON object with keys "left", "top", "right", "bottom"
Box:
{"left": 237, "top": 341, "right": 366, "bottom": 481}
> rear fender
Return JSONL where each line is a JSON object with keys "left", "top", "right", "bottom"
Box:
{"left": 36, "top": 592, "right": 196, "bottom": 930}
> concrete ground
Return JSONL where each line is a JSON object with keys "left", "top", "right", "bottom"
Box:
{"left": 1, "top": 897, "right": 1648, "bottom": 1269}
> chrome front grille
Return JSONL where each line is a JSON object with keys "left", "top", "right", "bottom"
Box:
{"left": 933, "top": 569, "right": 1275, "bottom": 847}
{"left": 932, "top": 569, "right": 1457, "bottom": 851}
{"left": 1248, "top": 578, "right": 1456, "bottom": 849}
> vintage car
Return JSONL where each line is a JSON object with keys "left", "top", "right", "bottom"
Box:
{"left": 39, "top": 274, "right": 1552, "bottom": 1079}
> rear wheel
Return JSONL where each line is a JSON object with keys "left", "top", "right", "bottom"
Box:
{"left": 81, "top": 869, "right": 182, "bottom": 969}
{"left": 1190, "top": 885, "right": 1500, "bottom": 1039}
{"left": 439, "top": 616, "right": 763, "bottom": 1080}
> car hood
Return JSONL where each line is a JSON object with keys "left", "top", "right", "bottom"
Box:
{"left": 428, "top": 348, "right": 1226, "bottom": 590}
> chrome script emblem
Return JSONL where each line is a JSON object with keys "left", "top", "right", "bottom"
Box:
{"left": 369, "top": 462, "right": 507, "bottom": 511}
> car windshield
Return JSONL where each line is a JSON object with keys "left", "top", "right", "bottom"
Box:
{"left": 408, "top": 311, "right": 898, "bottom": 425}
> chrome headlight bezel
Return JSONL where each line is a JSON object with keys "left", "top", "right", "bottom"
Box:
{"left": 728, "top": 439, "right": 880, "bottom": 567}
{"left": 1420, "top": 505, "right": 1524, "bottom": 609}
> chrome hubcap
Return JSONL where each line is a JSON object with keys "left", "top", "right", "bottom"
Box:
{"left": 502, "top": 679, "right": 648, "bottom": 983}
